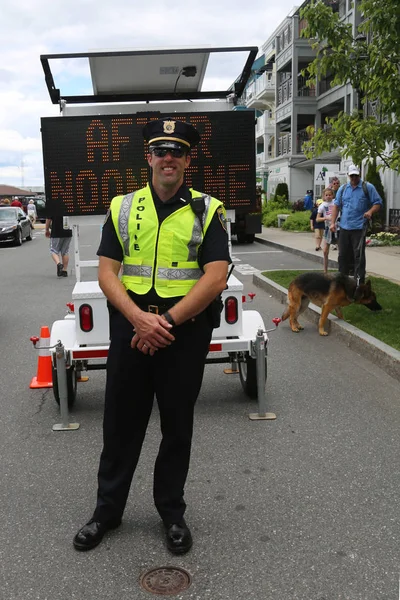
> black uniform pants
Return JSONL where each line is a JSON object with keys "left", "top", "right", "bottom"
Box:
{"left": 93, "top": 310, "right": 213, "bottom": 525}
{"left": 338, "top": 228, "right": 366, "bottom": 284}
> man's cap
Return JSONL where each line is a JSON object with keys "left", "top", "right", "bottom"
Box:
{"left": 316, "top": 199, "right": 323, "bottom": 206}
{"left": 143, "top": 118, "right": 201, "bottom": 150}
{"left": 306, "top": 190, "right": 313, "bottom": 194}
{"left": 348, "top": 164, "right": 360, "bottom": 176}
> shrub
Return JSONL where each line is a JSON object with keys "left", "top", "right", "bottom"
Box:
{"left": 274, "top": 182, "right": 289, "bottom": 201}
{"left": 262, "top": 209, "right": 284, "bottom": 227}
{"left": 282, "top": 211, "right": 312, "bottom": 232}
{"left": 292, "top": 199, "right": 305, "bottom": 212}
{"left": 365, "top": 159, "right": 386, "bottom": 230}
{"left": 263, "top": 195, "right": 291, "bottom": 215}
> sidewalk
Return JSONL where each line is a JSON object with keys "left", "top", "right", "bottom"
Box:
{"left": 254, "top": 226, "right": 400, "bottom": 382}
{"left": 255, "top": 226, "right": 400, "bottom": 285}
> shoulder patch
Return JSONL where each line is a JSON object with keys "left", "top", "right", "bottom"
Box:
{"left": 217, "top": 206, "right": 227, "bottom": 231}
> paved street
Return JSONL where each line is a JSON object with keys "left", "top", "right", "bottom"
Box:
{"left": 0, "top": 228, "right": 399, "bottom": 600}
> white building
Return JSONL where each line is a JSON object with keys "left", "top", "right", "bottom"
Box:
{"left": 243, "top": 0, "right": 400, "bottom": 225}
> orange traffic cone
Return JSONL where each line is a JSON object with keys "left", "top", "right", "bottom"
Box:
{"left": 30, "top": 326, "right": 53, "bottom": 388}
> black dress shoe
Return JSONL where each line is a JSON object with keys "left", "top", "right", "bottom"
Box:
{"left": 73, "top": 518, "right": 121, "bottom": 551}
{"left": 164, "top": 520, "right": 193, "bottom": 555}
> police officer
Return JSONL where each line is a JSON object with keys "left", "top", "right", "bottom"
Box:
{"left": 73, "top": 118, "right": 230, "bottom": 554}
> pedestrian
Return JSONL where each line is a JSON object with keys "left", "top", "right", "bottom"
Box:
{"left": 310, "top": 198, "right": 324, "bottom": 251}
{"left": 303, "top": 189, "right": 313, "bottom": 211}
{"left": 330, "top": 165, "right": 382, "bottom": 284}
{"left": 73, "top": 118, "right": 230, "bottom": 555}
{"left": 317, "top": 188, "right": 338, "bottom": 274}
{"left": 27, "top": 199, "right": 37, "bottom": 227}
{"left": 45, "top": 216, "right": 72, "bottom": 277}
{"left": 2, "top": 198, "right": 11, "bottom": 205}
{"left": 329, "top": 177, "right": 341, "bottom": 250}
{"left": 10, "top": 197, "right": 23, "bottom": 208}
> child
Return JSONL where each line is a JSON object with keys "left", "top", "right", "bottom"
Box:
{"left": 310, "top": 198, "right": 324, "bottom": 251}
{"left": 316, "top": 187, "right": 338, "bottom": 274}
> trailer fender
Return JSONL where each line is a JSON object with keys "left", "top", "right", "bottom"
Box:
{"left": 50, "top": 319, "right": 77, "bottom": 350}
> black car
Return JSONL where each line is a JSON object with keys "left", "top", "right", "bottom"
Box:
{"left": 0, "top": 206, "right": 32, "bottom": 245}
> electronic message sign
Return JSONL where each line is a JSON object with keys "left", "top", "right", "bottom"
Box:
{"left": 41, "top": 111, "right": 256, "bottom": 217}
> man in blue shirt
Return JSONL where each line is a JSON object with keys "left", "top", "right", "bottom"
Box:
{"left": 330, "top": 164, "right": 382, "bottom": 283}
{"left": 303, "top": 190, "right": 313, "bottom": 211}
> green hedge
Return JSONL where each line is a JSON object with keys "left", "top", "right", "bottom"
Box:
{"left": 282, "top": 211, "right": 312, "bottom": 231}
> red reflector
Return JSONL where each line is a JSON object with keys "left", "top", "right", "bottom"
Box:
{"left": 79, "top": 304, "right": 93, "bottom": 332}
{"left": 66, "top": 302, "right": 74, "bottom": 312}
{"left": 209, "top": 343, "right": 222, "bottom": 352}
{"left": 72, "top": 349, "right": 109, "bottom": 359}
{"left": 225, "top": 296, "right": 238, "bottom": 324}
{"left": 242, "top": 295, "right": 246, "bottom": 303}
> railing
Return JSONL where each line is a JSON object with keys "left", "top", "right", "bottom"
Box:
{"left": 277, "top": 79, "right": 292, "bottom": 105}
{"left": 276, "top": 25, "right": 292, "bottom": 54}
{"left": 319, "top": 74, "right": 336, "bottom": 95}
{"left": 256, "top": 152, "right": 265, "bottom": 168}
{"left": 245, "top": 71, "right": 275, "bottom": 101}
{"left": 278, "top": 133, "right": 292, "bottom": 156}
{"left": 389, "top": 209, "right": 400, "bottom": 228}
{"left": 296, "top": 128, "right": 313, "bottom": 153}
{"left": 255, "top": 114, "right": 275, "bottom": 137}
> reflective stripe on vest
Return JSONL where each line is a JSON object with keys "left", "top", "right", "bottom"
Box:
{"left": 110, "top": 185, "right": 223, "bottom": 298}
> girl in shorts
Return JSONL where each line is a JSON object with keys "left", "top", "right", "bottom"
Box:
{"left": 316, "top": 187, "right": 338, "bottom": 274}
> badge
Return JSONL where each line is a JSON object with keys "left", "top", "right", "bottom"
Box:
{"left": 163, "top": 120, "right": 176, "bottom": 134}
{"left": 217, "top": 206, "right": 227, "bottom": 231}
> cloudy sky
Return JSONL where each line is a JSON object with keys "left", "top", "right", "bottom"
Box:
{"left": 1, "top": 0, "right": 298, "bottom": 189}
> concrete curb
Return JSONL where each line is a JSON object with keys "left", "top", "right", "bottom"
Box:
{"left": 253, "top": 272, "right": 400, "bottom": 383}
{"left": 255, "top": 236, "right": 339, "bottom": 269}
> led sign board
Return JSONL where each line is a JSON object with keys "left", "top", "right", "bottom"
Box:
{"left": 41, "top": 111, "right": 256, "bottom": 216}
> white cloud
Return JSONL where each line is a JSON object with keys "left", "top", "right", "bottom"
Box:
{"left": 1, "top": 0, "right": 298, "bottom": 187}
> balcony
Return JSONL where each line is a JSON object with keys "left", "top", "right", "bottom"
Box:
{"left": 256, "top": 149, "right": 274, "bottom": 169}
{"left": 276, "top": 25, "right": 293, "bottom": 55}
{"left": 255, "top": 113, "right": 276, "bottom": 138}
{"left": 245, "top": 71, "right": 276, "bottom": 109}
{"left": 277, "top": 79, "right": 292, "bottom": 106}
{"left": 278, "top": 133, "right": 292, "bottom": 156}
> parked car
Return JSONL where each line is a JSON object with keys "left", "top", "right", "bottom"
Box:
{"left": 35, "top": 197, "right": 47, "bottom": 223}
{"left": 0, "top": 206, "right": 32, "bottom": 245}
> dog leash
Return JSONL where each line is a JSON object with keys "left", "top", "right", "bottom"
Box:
{"left": 356, "top": 219, "right": 370, "bottom": 287}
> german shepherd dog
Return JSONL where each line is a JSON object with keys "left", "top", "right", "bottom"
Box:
{"left": 281, "top": 272, "right": 382, "bottom": 336}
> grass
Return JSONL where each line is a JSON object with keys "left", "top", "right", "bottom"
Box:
{"left": 262, "top": 270, "right": 400, "bottom": 351}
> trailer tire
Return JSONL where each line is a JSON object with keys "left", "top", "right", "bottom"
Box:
{"left": 245, "top": 233, "right": 255, "bottom": 243}
{"left": 52, "top": 365, "right": 77, "bottom": 408}
{"left": 237, "top": 232, "right": 247, "bottom": 244}
{"left": 239, "top": 352, "right": 267, "bottom": 399}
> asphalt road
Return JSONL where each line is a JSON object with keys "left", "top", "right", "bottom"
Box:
{"left": 0, "top": 228, "right": 399, "bottom": 600}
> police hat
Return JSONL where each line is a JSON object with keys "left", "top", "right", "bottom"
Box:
{"left": 143, "top": 118, "right": 201, "bottom": 150}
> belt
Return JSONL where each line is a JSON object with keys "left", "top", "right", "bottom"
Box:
{"left": 138, "top": 303, "right": 175, "bottom": 315}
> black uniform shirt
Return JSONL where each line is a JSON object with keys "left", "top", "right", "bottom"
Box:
{"left": 97, "top": 183, "right": 231, "bottom": 305}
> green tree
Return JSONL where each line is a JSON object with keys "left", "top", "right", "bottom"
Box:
{"left": 300, "top": 0, "right": 400, "bottom": 171}
{"left": 274, "top": 182, "right": 289, "bottom": 201}
{"left": 365, "top": 158, "right": 385, "bottom": 230}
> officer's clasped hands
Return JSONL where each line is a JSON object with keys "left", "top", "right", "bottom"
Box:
{"left": 130, "top": 311, "right": 175, "bottom": 354}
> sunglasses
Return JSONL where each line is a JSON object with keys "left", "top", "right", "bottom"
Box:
{"left": 150, "top": 147, "right": 186, "bottom": 158}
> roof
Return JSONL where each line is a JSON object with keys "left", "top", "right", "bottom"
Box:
{"left": 0, "top": 185, "right": 33, "bottom": 197}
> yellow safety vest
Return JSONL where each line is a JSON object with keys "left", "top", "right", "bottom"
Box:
{"left": 110, "top": 184, "right": 224, "bottom": 298}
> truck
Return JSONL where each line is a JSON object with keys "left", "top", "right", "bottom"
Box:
{"left": 36, "top": 47, "right": 279, "bottom": 424}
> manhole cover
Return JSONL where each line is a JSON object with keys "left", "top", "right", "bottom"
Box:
{"left": 140, "top": 566, "right": 191, "bottom": 596}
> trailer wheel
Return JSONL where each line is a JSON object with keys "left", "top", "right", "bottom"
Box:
{"left": 52, "top": 365, "right": 77, "bottom": 408}
{"left": 245, "top": 233, "right": 255, "bottom": 243}
{"left": 239, "top": 352, "right": 267, "bottom": 399}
